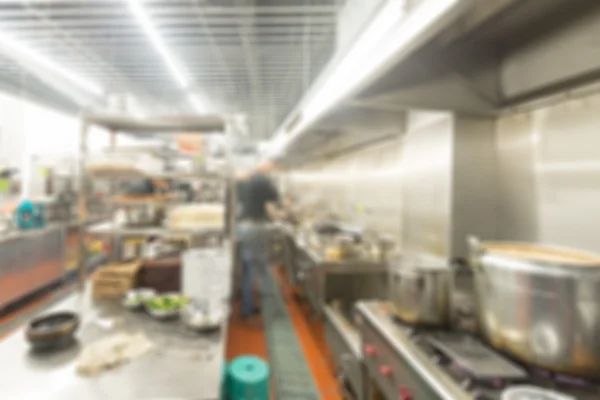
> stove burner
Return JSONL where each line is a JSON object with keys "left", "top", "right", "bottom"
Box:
{"left": 370, "top": 303, "right": 600, "bottom": 400}
{"left": 426, "top": 333, "right": 528, "bottom": 382}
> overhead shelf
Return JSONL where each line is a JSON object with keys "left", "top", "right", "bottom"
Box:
{"left": 82, "top": 113, "right": 227, "bottom": 134}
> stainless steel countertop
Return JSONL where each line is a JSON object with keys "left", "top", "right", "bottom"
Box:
{"left": 87, "top": 221, "right": 223, "bottom": 237}
{"left": 0, "top": 223, "right": 64, "bottom": 243}
{"left": 295, "top": 237, "right": 388, "bottom": 272}
{"left": 0, "top": 285, "right": 227, "bottom": 400}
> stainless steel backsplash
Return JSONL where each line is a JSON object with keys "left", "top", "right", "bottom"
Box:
{"left": 281, "top": 136, "right": 404, "bottom": 242}
{"left": 282, "top": 85, "right": 600, "bottom": 257}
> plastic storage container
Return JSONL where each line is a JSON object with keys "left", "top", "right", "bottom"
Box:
{"left": 182, "top": 248, "right": 230, "bottom": 313}
{"left": 227, "top": 356, "right": 270, "bottom": 400}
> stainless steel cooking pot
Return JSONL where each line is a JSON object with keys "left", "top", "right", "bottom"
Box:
{"left": 468, "top": 236, "right": 600, "bottom": 377}
{"left": 389, "top": 254, "right": 450, "bottom": 326}
{"left": 122, "top": 204, "right": 164, "bottom": 227}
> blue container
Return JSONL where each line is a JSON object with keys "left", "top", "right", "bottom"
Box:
{"left": 227, "top": 356, "right": 270, "bottom": 400}
{"left": 15, "top": 200, "right": 45, "bottom": 230}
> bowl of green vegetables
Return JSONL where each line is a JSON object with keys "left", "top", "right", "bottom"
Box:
{"left": 123, "top": 288, "right": 156, "bottom": 310}
{"left": 145, "top": 293, "right": 190, "bottom": 320}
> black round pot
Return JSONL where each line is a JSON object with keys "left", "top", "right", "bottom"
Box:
{"left": 26, "top": 311, "right": 79, "bottom": 352}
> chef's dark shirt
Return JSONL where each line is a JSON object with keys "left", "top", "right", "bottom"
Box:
{"left": 241, "top": 173, "right": 279, "bottom": 222}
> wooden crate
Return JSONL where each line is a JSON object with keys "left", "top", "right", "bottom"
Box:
{"left": 92, "top": 261, "right": 141, "bottom": 299}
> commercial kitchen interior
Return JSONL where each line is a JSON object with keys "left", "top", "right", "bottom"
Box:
{"left": 0, "top": 0, "right": 600, "bottom": 399}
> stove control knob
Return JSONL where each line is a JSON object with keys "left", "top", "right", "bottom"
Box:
{"left": 399, "top": 386, "right": 413, "bottom": 400}
{"left": 364, "top": 344, "right": 376, "bottom": 356}
{"left": 379, "top": 365, "right": 392, "bottom": 376}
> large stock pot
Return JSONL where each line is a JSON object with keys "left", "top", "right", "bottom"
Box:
{"left": 468, "top": 237, "right": 600, "bottom": 377}
{"left": 389, "top": 254, "right": 451, "bottom": 327}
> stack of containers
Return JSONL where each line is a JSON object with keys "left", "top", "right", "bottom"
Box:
{"left": 182, "top": 248, "right": 230, "bottom": 314}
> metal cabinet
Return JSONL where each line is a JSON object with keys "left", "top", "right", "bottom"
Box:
{"left": 324, "top": 305, "right": 366, "bottom": 400}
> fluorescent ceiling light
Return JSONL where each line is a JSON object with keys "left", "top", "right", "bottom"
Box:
{"left": 188, "top": 94, "right": 205, "bottom": 114}
{"left": 270, "top": 0, "right": 462, "bottom": 155}
{"left": 129, "top": 0, "right": 188, "bottom": 88}
{"left": 0, "top": 30, "right": 103, "bottom": 96}
{"left": 302, "top": 0, "right": 403, "bottom": 125}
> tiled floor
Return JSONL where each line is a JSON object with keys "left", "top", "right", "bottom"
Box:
{"left": 226, "top": 267, "right": 342, "bottom": 400}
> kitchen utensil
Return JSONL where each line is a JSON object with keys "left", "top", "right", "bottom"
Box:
{"left": 181, "top": 301, "right": 224, "bottom": 332}
{"left": 468, "top": 236, "right": 600, "bottom": 376}
{"left": 26, "top": 311, "right": 79, "bottom": 352}
{"left": 389, "top": 254, "right": 450, "bottom": 326}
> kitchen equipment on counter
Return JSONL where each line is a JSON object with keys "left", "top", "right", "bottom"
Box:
{"left": 145, "top": 306, "right": 179, "bottom": 320}
{"left": 468, "top": 236, "right": 600, "bottom": 377}
{"left": 123, "top": 288, "right": 156, "bottom": 310}
{"left": 449, "top": 260, "right": 479, "bottom": 333}
{"left": 15, "top": 200, "right": 45, "bottom": 230}
{"left": 389, "top": 254, "right": 451, "bottom": 326}
{"left": 314, "top": 221, "right": 344, "bottom": 235}
{"left": 296, "top": 242, "right": 388, "bottom": 316}
{"left": 356, "top": 301, "right": 600, "bottom": 400}
{"left": 374, "top": 233, "right": 396, "bottom": 263}
{"left": 167, "top": 203, "right": 224, "bottom": 231}
{"left": 182, "top": 248, "right": 230, "bottom": 313}
{"left": 426, "top": 332, "right": 528, "bottom": 381}
{"left": 181, "top": 300, "right": 224, "bottom": 332}
{"left": 144, "top": 292, "right": 188, "bottom": 321}
{"left": 335, "top": 236, "right": 362, "bottom": 260}
{"left": 26, "top": 311, "right": 79, "bottom": 352}
{"left": 113, "top": 202, "right": 165, "bottom": 228}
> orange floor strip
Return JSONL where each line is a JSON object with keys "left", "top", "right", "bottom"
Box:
{"left": 225, "top": 301, "right": 269, "bottom": 362}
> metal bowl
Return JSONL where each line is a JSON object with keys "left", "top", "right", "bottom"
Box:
{"left": 26, "top": 311, "right": 79, "bottom": 352}
{"left": 123, "top": 288, "right": 156, "bottom": 310}
{"left": 181, "top": 302, "right": 224, "bottom": 332}
{"left": 144, "top": 293, "right": 188, "bottom": 321}
{"left": 146, "top": 307, "right": 180, "bottom": 321}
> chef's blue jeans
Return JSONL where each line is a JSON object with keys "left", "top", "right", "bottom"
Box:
{"left": 238, "top": 222, "right": 270, "bottom": 318}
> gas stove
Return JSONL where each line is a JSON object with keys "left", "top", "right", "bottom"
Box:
{"left": 355, "top": 301, "right": 600, "bottom": 400}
